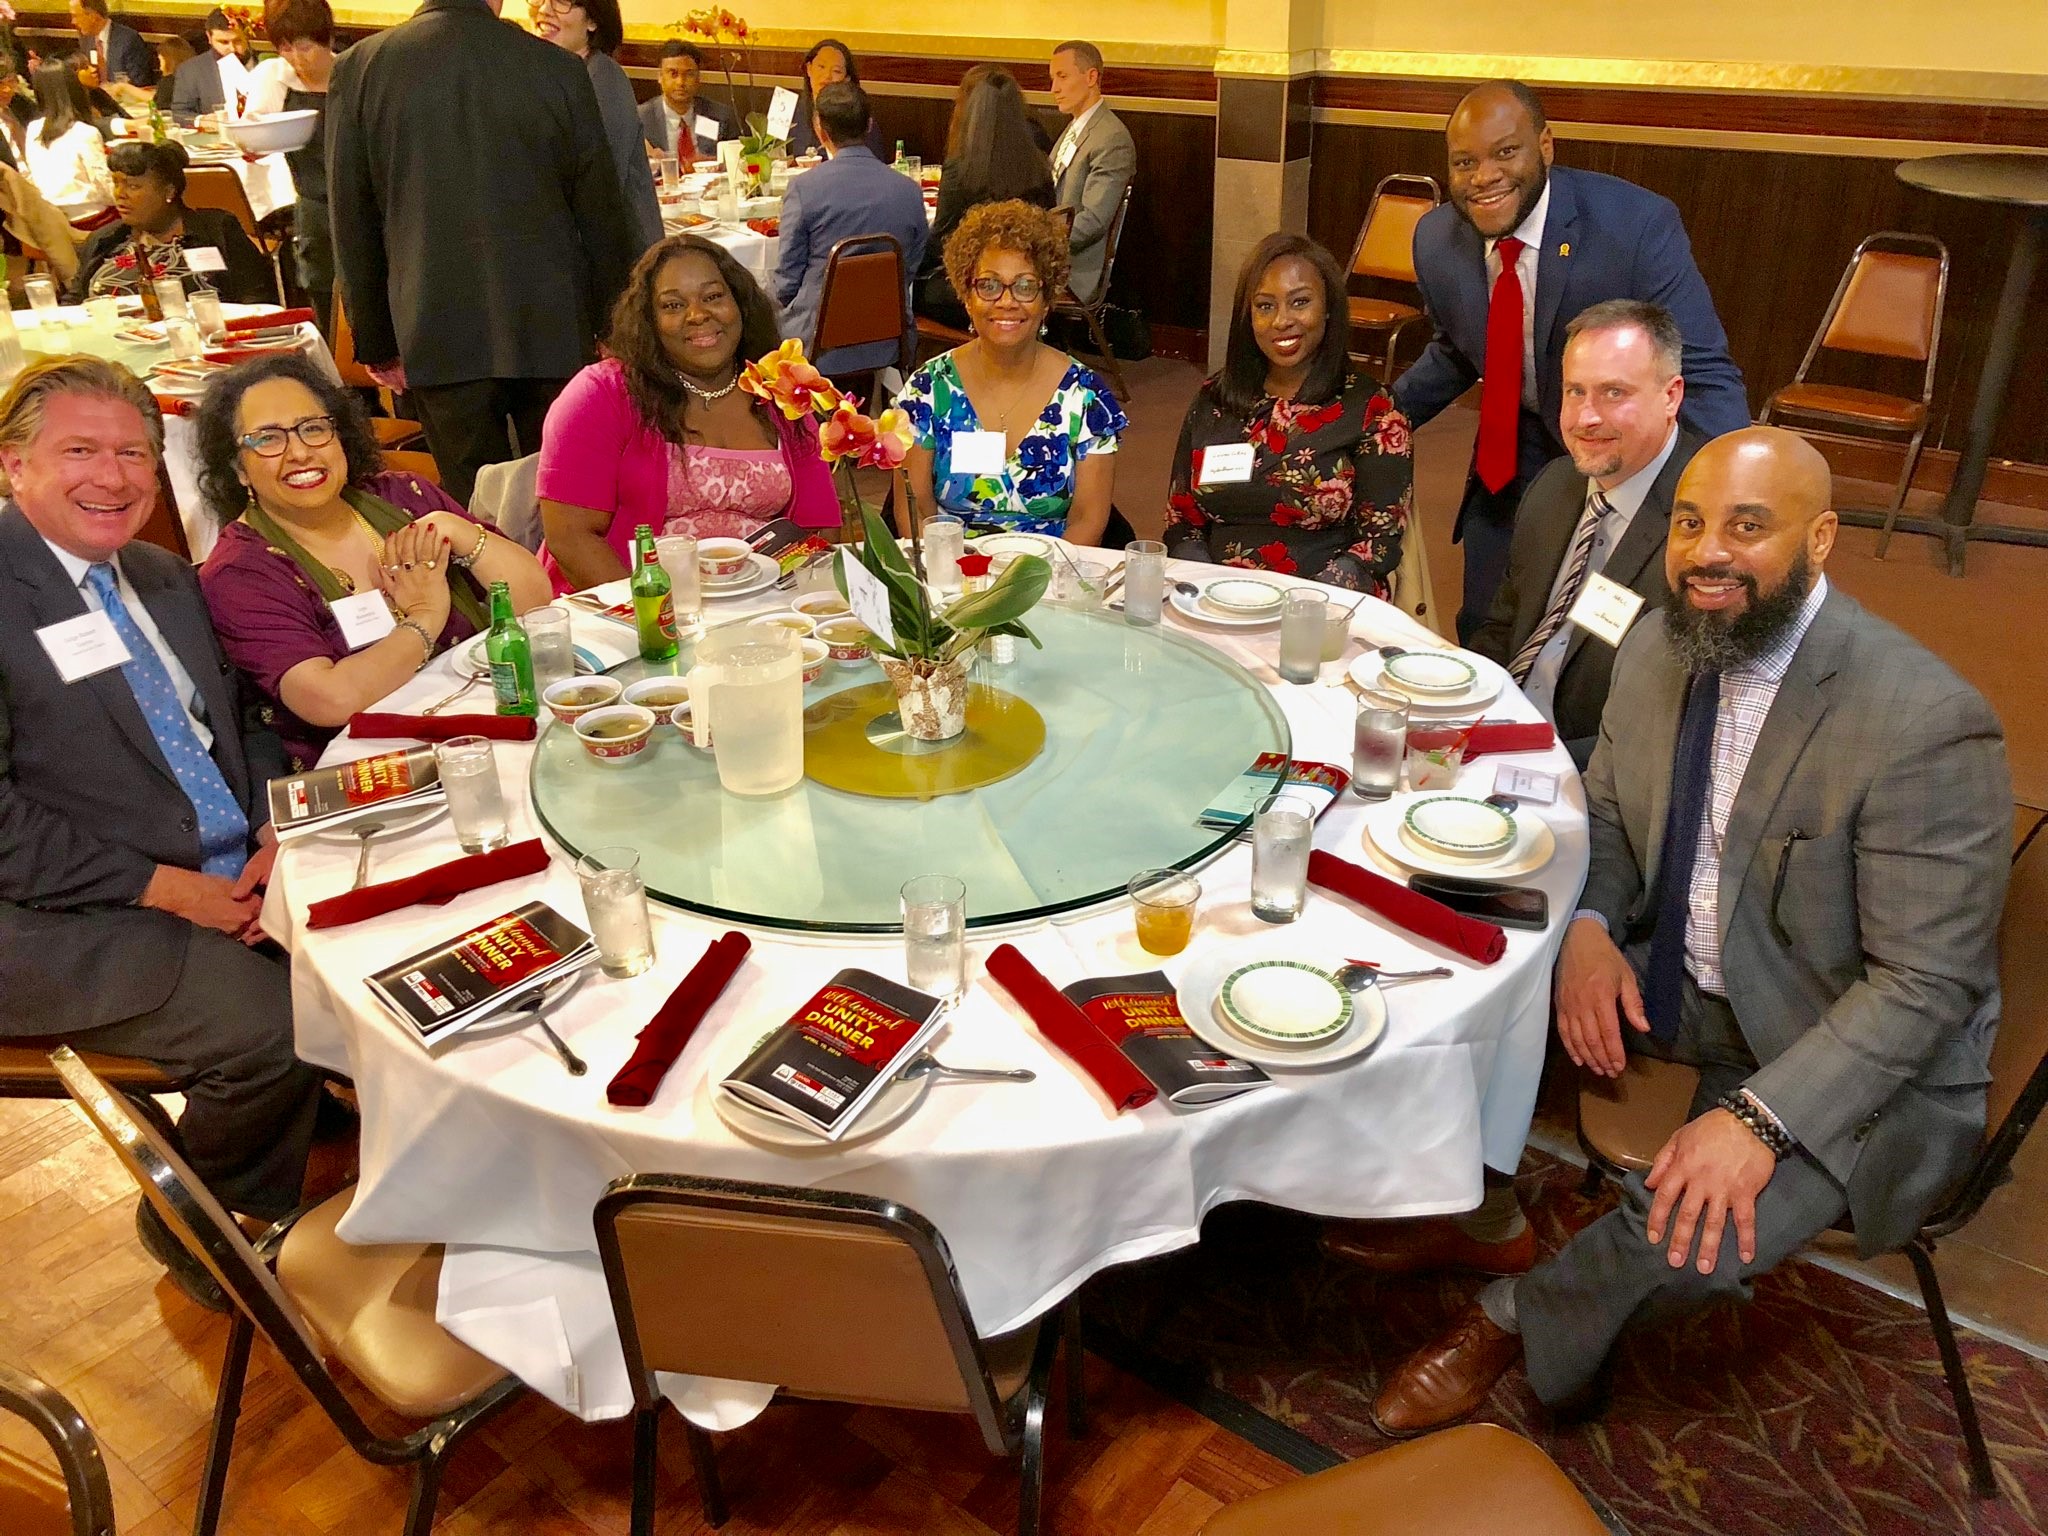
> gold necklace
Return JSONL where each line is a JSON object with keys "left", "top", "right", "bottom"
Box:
{"left": 966, "top": 343, "right": 1044, "bottom": 431}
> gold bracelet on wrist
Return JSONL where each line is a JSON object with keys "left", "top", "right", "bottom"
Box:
{"left": 450, "top": 525, "right": 491, "bottom": 570}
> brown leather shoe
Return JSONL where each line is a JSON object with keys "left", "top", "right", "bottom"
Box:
{"left": 1370, "top": 1302, "right": 1523, "bottom": 1439}
{"left": 1320, "top": 1216, "right": 1538, "bottom": 1277}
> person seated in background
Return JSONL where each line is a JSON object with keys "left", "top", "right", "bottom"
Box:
{"left": 24, "top": 58, "right": 112, "bottom": 223}
{"left": 915, "top": 64, "right": 1054, "bottom": 330}
{"left": 773, "top": 81, "right": 926, "bottom": 377}
{"left": 68, "top": 50, "right": 125, "bottom": 133}
{"left": 1047, "top": 39, "right": 1134, "bottom": 308}
{"left": 68, "top": 0, "right": 158, "bottom": 89}
{"left": 1466, "top": 301, "right": 1704, "bottom": 769}
{"left": 896, "top": 200, "right": 1125, "bottom": 543}
{"left": 1368, "top": 427, "right": 2010, "bottom": 1441}
{"left": 784, "top": 38, "right": 884, "bottom": 160}
{"left": 195, "top": 355, "right": 551, "bottom": 772}
{"left": 0, "top": 56, "right": 32, "bottom": 169}
{"left": 530, "top": 0, "right": 661, "bottom": 251}
{"left": 169, "top": 8, "right": 256, "bottom": 122}
{"left": 249, "top": 0, "right": 337, "bottom": 334}
{"left": 538, "top": 233, "right": 838, "bottom": 590}
{"left": 71, "top": 141, "right": 273, "bottom": 302}
{"left": 639, "top": 40, "right": 736, "bottom": 164}
{"left": 0, "top": 355, "right": 322, "bottom": 1309}
{"left": 1165, "top": 233, "right": 1410, "bottom": 595}
{"left": 153, "top": 35, "right": 197, "bottom": 111}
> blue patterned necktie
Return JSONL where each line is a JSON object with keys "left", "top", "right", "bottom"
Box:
{"left": 85, "top": 563, "right": 248, "bottom": 880}
{"left": 1643, "top": 669, "right": 1720, "bottom": 1041}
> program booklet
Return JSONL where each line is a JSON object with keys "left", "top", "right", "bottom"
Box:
{"left": 748, "top": 516, "right": 835, "bottom": 576}
{"left": 1198, "top": 755, "right": 1352, "bottom": 832}
{"left": 268, "top": 748, "right": 443, "bottom": 840}
{"left": 366, "top": 901, "right": 596, "bottom": 1047}
{"left": 720, "top": 968, "right": 947, "bottom": 1140}
{"left": 1060, "top": 972, "right": 1270, "bottom": 1105}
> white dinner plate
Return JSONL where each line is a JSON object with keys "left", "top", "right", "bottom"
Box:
{"left": 1402, "top": 796, "right": 1519, "bottom": 860}
{"left": 459, "top": 639, "right": 602, "bottom": 679}
{"left": 1173, "top": 945, "right": 1388, "bottom": 1070}
{"left": 303, "top": 797, "right": 448, "bottom": 844}
{"left": 970, "top": 533, "right": 1055, "bottom": 562}
{"left": 701, "top": 1028, "right": 932, "bottom": 1150}
{"left": 1362, "top": 793, "right": 1558, "bottom": 879}
{"left": 700, "top": 552, "right": 780, "bottom": 600}
{"left": 1347, "top": 648, "right": 1507, "bottom": 715}
{"left": 1169, "top": 582, "right": 1282, "bottom": 630}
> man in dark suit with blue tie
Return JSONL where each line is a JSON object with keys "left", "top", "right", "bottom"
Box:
{"left": 1394, "top": 81, "right": 1750, "bottom": 641}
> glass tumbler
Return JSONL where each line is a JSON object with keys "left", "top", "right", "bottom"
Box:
{"left": 1405, "top": 722, "right": 1468, "bottom": 792}
{"left": 189, "top": 289, "right": 225, "bottom": 342}
{"left": 655, "top": 535, "right": 702, "bottom": 629}
{"left": 153, "top": 277, "right": 192, "bottom": 322}
{"left": 433, "top": 736, "right": 509, "bottom": 854}
{"left": 1129, "top": 867, "right": 1200, "bottom": 956}
{"left": 577, "top": 847, "right": 654, "bottom": 978}
{"left": 1251, "top": 790, "right": 1316, "bottom": 923}
{"left": 1123, "top": 540, "right": 1166, "bottom": 627}
{"left": 525, "top": 606, "right": 574, "bottom": 693}
{"left": 901, "top": 874, "right": 967, "bottom": 1000}
{"left": 921, "top": 516, "right": 965, "bottom": 594}
{"left": 1352, "top": 694, "right": 1408, "bottom": 801}
{"left": 1278, "top": 589, "right": 1328, "bottom": 683}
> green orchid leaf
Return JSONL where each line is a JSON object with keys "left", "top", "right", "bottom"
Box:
{"left": 937, "top": 554, "right": 1050, "bottom": 633}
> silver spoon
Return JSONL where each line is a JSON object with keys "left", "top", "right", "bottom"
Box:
{"left": 1332, "top": 963, "right": 1454, "bottom": 993}
{"left": 1377, "top": 644, "right": 1407, "bottom": 661}
{"left": 350, "top": 820, "right": 387, "bottom": 889}
{"left": 904, "top": 1056, "right": 1036, "bottom": 1084}
{"left": 419, "top": 673, "right": 482, "bottom": 716}
{"left": 1172, "top": 579, "right": 1201, "bottom": 599}
{"left": 500, "top": 968, "right": 593, "bottom": 1075}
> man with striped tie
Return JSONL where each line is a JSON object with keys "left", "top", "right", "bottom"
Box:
{"left": 0, "top": 357, "right": 324, "bottom": 1309}
{"left": 1468, "top": 300, "right": 1704, "bottom": 768}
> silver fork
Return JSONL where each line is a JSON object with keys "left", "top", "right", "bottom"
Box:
{"left": 419, "top": 674, "right": 482, "bottom": 716}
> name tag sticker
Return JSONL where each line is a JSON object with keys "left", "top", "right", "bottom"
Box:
{"left": 1567, "top": 572, "right": 1645, "bottom": 648}
{"left": 1492, "top": 763, "right": 1560, "bottom": 806}
{"left": 1198, "top": 442, "right": 1255, "bottom": 485}
{"left": 36, "top": 610, "right": 132, "bottom": 682}
{"left": 950, "top": 430, "right": 1007, "bottom": 477}
{"left": 331, "top": 591, "right": 397, "bottom": 651}
{"left": 764, "top": 87, "right": 798, "bottom": 142}
{"left": 183, "top": 246, "right": 227, "bottom": 273}
{"left": 839, "top": 555, "right": 897, "bottom": 650}
{"left": 693, "top": 114, "right": 722, "bottom": 146}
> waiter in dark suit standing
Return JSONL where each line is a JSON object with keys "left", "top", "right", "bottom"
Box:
{"left": 1394, "top": 81, "right": 1748, "bottom": 641}
{"left": 1469, "top": 300, "right": 1704, "bottom": 768}
{"left": 0, "top": 358, "right": 324, "bottom": 1309}
{"left": 327, "top": 0, "right": 638, "bottom": 506}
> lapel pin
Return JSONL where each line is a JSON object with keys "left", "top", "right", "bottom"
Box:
{"left": 1558, "top": 242, "right": 1571, "bottom": 257}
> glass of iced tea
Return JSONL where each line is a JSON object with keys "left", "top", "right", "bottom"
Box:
{"left": 1129, "top": 868, "right": 1201, "bottom": 956}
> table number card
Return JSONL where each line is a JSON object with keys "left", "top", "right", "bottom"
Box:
{"left": 765, "top": 87, "right": 799, "bottom": 142}
{"left": 183, "top": 247, "right": 227, "bottom": 273}
{"left": 693, "top": 115, "right": 723, "bottom": 148}
{"left": 839, "top": 554, "right": 897, "bottom": 649}
{"left": 1566, "top": 572, "right": 1646, "bottom": 648}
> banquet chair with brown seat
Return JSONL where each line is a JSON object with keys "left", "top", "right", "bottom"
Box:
{"left": 812, "top": 231, "right": 913, "bottom": 410}
{"left": 179, "top": 166, "right": 287, "bottom": 304}
{"left": 1343, "top": 173, "right": 1441, "bottom": 384}
{"left": 333, "top": 296, "right": 427, "bottom": 451}
{"left": 52, "top": 1048, "right": 523, "bottom": 1536}
{"left": 0, "top": 1366, "right": 117, "bottom": 1536}
{"left": 1050, "top": 183, "right": 1132, "bottom": 402}
{"left": 1199, "top": 1423, "right": 1613, "bottom": 1535}
{"left": 1574, "top": 803, "right": 2048, "bottom": 1500}
{"left": 1758, "top": 232, "right": 1947, "bottom": 558}
{"left": 595, "top": 1173, "right": 1084, "bottom": 1536}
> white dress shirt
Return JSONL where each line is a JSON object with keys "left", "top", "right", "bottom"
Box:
{"left": 42, "top": 536, "right": 214, "bottom": 749}
{"left": 1521, "top": 423, "right": 1679, "bottom": 717}
{"left": 23, "top": 120, "right": 113, "bottom": 219}
{"left": 1685, "top": 575, "right": 1831, "bottom": 993}
{"left": 242, "top": 55, "right": 304, "bottom": 118}
{"left": 217, "top": 50, "right": 255, "bottom": 112}
{"left": 1483, "top": 178, "right": 1549, "bottom": 413}
{"left": 1052, "top": 100, "right": 1102, "bottom": 179}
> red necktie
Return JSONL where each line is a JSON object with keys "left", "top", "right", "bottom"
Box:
{"left": 676, "top": 119, "right": 695, "bottom": 169}
{"left": 1475, "top": 234, "right": 1525, "bottom": 494}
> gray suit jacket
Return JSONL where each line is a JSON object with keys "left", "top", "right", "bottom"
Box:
{"left": 1469, "top": 426, "right": 1702, "bottom": 765}
{"left": 637, "top": 93, "right": 738, "bottom": 158}
{"left": 0, "top": 508, "right": 283, "bottom": 1035}
{"left": 169, "top": 52, "right": 238, "bottom": 122}
{"left": 772, "top": 145, "right": 926, "bottom": 375}
{"left": 1581, "top": 585, "right": 2010, "bottom": 1253}
{"left": 1051, "top": 105, "right": 1133, "bottom": 305}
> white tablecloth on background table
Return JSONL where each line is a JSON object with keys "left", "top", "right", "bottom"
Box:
{"left": 661, "top": 213, "right": 778, "bottom": 290}
{"left": 264, "top": 555, "right": 1591, "bottom": 1428}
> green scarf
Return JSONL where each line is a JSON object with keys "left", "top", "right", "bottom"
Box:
{"left": 243, "top": 488, "right": 490, "bottom": 635}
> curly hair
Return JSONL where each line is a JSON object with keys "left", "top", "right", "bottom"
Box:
{"left": 193, "top": 353, "right": 385, "bottom": 525}
{"left": 604, "top": 234, "right": 783, "bottom": 453}
{"left": 942, "top": 199, "right": 1070, "bottom": 315}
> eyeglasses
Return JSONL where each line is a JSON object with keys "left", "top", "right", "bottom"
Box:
{"left": 238, "top": 416, "right": 337, "bottom": 457}
{"left": 967, "top": 274, "right": 1045, "bottom": 304}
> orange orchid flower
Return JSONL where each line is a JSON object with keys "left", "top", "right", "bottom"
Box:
{"left": 738, "top": 339, "right": 841, "bottom": 420}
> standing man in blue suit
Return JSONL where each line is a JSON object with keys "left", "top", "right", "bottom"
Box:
{"left": 1394, "top": 81, "right": 1749, "bottom": 640}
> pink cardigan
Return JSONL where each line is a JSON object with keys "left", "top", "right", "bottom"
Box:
{"left": 535, "top": 357, "right": 841, "bottom": 588}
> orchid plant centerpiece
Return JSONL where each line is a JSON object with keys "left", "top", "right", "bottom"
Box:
{"left": 739, "top": 340, "right": 1050, "bottom": 741}
{"left": 675, "top": 6, "right": 785, "bottom": 193}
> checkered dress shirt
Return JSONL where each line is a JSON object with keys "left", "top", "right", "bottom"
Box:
{"left": 1685, "top": 576, "right": 1831, "bottom": 993}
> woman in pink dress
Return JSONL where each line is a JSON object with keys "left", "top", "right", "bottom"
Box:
{"left": 537, "top": 233, "right": 839, "bottom": 590}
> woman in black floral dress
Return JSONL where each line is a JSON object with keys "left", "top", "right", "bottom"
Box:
{"left": 1165, "top": 233, "right": 1413, "bottom": 593}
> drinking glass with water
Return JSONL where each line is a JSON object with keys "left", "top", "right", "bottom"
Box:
{"left": 433, "top": 736, "right": 509, "bottom": 853}
{"left": 1123, "top": 540, "right": 1166, "bottom": 626}
{"left": 577, "top": 847, "right": 654, "bottom": 978}
{"left": 901, "top": 874, "right": 967, "bottom": 1000}
{"left": 1251, "top": 790, "right": 1316, "bottom": 922}
{"left": 525, "top": 606, "right": 574, "bottom": 693}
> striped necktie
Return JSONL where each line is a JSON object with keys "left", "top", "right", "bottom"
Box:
{"left": 1507, "top": 490, "right": 1609, "bottom": 681}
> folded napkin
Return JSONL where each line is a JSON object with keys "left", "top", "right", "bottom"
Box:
{"left": 153, "top": 394, "right": 194, "bottom": 417}
{"left": 1460, "top": 721, "right": 1556, "bottom": 758}
{"left": 985, "top": 944, "right": 1155, "bottom": 1113}
{"left": 205, "top": 345, "right": 307, "bottom": 364}
{"left": 347, "top": 712, "right": 538, "bottom": 743}
{"left": 607, "top": 932, "right": 753, "bottom": 1107}
{"left": 305, "top": 838, "right": 550, "bottom": 929}
{"left": 225, "top": 307, "right": 316, "bottom": 332}
{"left": 1306, "top": 850, "right": 1507, "bottom": 965}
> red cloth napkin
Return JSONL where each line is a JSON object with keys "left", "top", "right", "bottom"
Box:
{"left": 1460, "top": 721, "right": 1556, "bottom": 758}
{"left": 607, "top": 932, "right": 753, "bottom": 1107}
{"left": 347, "top": 712, "right": 538, "bottom": 743}
{"left": 305, "top": 839, "right": 550, "bottom": 929}
{"left": 985, "top": 944, "right": 1155, "bottom": 1113}
{"left": 153, "top": 394, "right": 194, "bottom": 417}
{"left": 224, "top": 307, "right": 316, "bottom": 332}
{"left": 205, "top": 345, "right": 308, "bottom": 364}
{"left": 1306, "top": 850, "right": 1507, "bottom": 965}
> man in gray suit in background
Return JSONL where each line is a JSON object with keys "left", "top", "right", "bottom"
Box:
{"left": 1048, "top": 39, "right": 1134, "bottom": 305}
{"left": 1371, "top": 425, "right": 2011, "bottom": 1436}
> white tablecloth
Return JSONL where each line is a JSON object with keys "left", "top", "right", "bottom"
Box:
{"left": 265, "top": 557, "right": 1590, "bottom": 1428}
{"left": 662, "top": 213, "right": 778, "bottom": 290}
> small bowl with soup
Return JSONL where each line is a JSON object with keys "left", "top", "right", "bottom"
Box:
{"left": 542, "top": 675, "right": 622, "bottom": 726}
{"left": 668, "top": 699, "right": 712, "bottom": 748}
{"left": 573, "top": 705, "right": 657, "bottom": 763}
{"left": 623, "top": 676, "right": 693, "bottom": 716}
{"left": 816, "top": 618, "right": 874, "bottom": 664}
{"left": 698, "top": 537, "right": 753, "bottom": 580}
{"left": 748, "top": 610, "right": 817, "bottom": 641}
{"left": 799, "top": 637, "right": 829, "bottom": 685}
{"left": 790, "top": 591, "right": 851, "bottom": 622}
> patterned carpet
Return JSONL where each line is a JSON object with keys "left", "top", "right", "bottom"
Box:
{"left": 1083, "top": 1152, "right": 2048, "bottom": 1536}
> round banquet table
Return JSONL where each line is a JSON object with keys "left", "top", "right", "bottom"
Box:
{"left": 266, "top": 552, "right": 1591, "bottom": 1429}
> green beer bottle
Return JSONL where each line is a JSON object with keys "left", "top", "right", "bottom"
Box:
{"left": 631, "top": 524, "right": 679, "bottom": 662}
{"left": 485, "top": 581, "right": 538, "bottom": 716}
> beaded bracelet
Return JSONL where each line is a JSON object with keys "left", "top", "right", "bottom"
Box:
{"left": 392, "top": 617, "right": 434, "bottom": 669}
{"left": 450, "top": 525, "right": 491, "bottom": 570}
{"left": 1717, "top": 1089, "right": 1795, "bottom": 1160}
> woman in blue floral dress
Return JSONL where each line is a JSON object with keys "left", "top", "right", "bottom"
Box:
{"left": 895, "top": 200, "right": 1127, "bottom": 542}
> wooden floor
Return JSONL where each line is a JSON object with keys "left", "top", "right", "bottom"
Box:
{"left": 0, "top": 1095, "right": 1298, "bottom": 1534}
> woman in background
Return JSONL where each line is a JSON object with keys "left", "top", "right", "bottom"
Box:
{"left": 784, "top": 38, "right": 885, "bottom": 159}
{"left": 914, "top": 65, "right": 1054, "bottom": 329}
{"left": 24, "top": 57, "right": 112, "bottom": 223}
{"left": 530, "top": 0, "right": 662, "bottom": 250}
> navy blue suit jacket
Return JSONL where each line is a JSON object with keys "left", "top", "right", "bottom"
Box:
{"left": 1393, "top": 166, "right": 1750, "bottom": 475}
